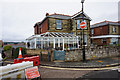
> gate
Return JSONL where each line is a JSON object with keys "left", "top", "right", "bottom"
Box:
{"left": 54, "top": 50, "right": 65, "bottom": 60}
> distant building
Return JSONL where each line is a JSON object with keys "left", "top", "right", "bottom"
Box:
{"left": 3, "top": 42, "right": 26, "bottom": 48}
{"left": 90, "top": 21, "right": 120, "bottom": 45}
{"left": 0, "top": 40, "right": 3, "bottom": 47}
{"left": 26, "top": 11, "right": 91, "bottom": 49}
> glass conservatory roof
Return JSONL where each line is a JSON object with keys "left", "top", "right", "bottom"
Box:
{"left": 26, "top": 32, "right": 78, "bottom": 40}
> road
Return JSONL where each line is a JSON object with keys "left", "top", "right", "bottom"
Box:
{"left": 39, "top": 66, "right": 120, "bottom": 80}
{"left": 79, "top": 69, "right": 119, "bottom": 80}
{"left": 39, "top": 66, "right": 92, "bottom": 79}
{"left": 2, "top": 58, "right": 120, "bottom": 80}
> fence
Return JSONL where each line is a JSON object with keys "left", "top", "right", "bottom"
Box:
{"left": 0, "top": 61, "right": 33, "bottom": 79}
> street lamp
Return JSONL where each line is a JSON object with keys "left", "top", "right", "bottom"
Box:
{"left": 81, "top": 0, "right": 86, "bottom": 62}
{"left": 81, "top": 0, "right": 85, "bottom": 3}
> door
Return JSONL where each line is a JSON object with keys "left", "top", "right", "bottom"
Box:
{"left": 54, "top": 50, "right": 65, "bottom": 60}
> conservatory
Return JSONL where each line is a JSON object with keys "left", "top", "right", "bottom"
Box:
{"left": 26, "top": 32, "right": 80, "bottom": 50}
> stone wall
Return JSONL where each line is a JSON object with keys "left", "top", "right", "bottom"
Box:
{"left": 4, "top": 49, "right": 12, "bottom": 59}
{"left": 65, "top": 46, "right": 120, "bottom": 61}
{"left": 26, "top": 49, "right": 52, "bottom": 61}
{"left": 26, "top": 46, "right": 120, "bottom": 62}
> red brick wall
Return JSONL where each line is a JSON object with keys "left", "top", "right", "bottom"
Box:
{"left": 94, "top": 25, "right": 109, "bottom": 36}
{"left": 34, "top": 19, "right": 48, "bottom": 35}
{"left": 41, "top": 19, "right": 48, "bottom": 34}
{"left": 93, "top": 38, "right": 110, "bottom": 46}
{"left": 34, "top": 26, "right": 37, "bottom": 35}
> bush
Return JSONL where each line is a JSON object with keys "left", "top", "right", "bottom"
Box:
{"left": 13, "top": 47, "right": 26, "bottom": 59}
{"left": 3, "top": 45, "right": 12, "bottom": 51}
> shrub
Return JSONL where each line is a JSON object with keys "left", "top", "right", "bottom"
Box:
{"left": 13, "top": 47, "right": 26, "bottom": 59}
{"left": 3, "top": 45, "right": 12, "bottom": 51}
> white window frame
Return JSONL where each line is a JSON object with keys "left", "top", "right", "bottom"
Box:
{"left": 77, "top": 20, "right": 80, "bottom": 29}
{"left": 91, "top": 29, "right": 94, "bottom": 34}
{"left": 56, "top": 20, "right": 62, "bottom": 29}
{"left": 112, "top": 26, "right": 116, "bottom": 33}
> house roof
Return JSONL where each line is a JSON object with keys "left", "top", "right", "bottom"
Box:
{"left": 48, "top": 13, "right": 71, "bottom": 20}
{"left": 91, "top": 21, "right": 120, "bottom": 28}
{"left": 34, "top": 11, "right": 91, "bottom": 27}
{"left": 72, "top": 11, "right": 92, "bottom": 20}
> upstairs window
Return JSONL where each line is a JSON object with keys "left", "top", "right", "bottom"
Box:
{"left": 91, "top": 29, "right": 94, "bottom": 34}
{"left": 56, "top": 20, "right": 62, "bottom": 29}
{"left": 112, "top": 26, "right": 116, "bottom": 33}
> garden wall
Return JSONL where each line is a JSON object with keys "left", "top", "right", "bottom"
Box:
{"left": 26, "top": 46, "right": 120, "bottom": 62}
{"left": 65, "top": 46, "right": 120, "bottom": 61}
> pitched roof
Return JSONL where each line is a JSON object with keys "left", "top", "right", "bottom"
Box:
{"left": 34, "top": 11, "right": 91, "bottom": 27}
{"left": 48, "top": 13, "right": 71, "bottom": 20}
{"left": 91, "top": 20, "right": 120, "bottom": 28}
{"left": 72, "top": 11, "right": 92, "bottom": 20}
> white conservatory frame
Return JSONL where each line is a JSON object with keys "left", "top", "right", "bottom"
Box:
{"left": 26, "top": 32, "right": 80, "bottom": 50}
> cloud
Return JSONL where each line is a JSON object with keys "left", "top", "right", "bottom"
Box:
{"left": 0, "top": 0, "right": 119, "bottom": 42}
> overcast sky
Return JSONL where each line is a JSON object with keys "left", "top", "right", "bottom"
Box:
{"left": 0, "top": 0, "right": 119, "bottom": 42}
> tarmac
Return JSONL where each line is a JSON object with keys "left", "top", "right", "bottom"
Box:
{"left": 39, "top": 56, "right": 120, "bottom": 68}
{"left": 4, "top": 56, "right": 120, "bottom": 68}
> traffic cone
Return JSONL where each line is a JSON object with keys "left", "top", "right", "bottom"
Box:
{"left": 17, "top": 48, "right": 23, "bottom": 59}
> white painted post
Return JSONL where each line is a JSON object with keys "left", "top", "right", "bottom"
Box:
{"left": 54, "top": 38, "right": 55, "bottom": 48}
{"left": 48, "top": 38, "right": 49, "bottom": 48}
{"left": 58, "top": 38, "right": 60, "bottom": 47}
{"left": 41, "top": 38, "right": 43, "bottom": 49}
{"left": 34, "top": 38, "right": 37, "bottom": 49}
{"left": 26, "top": 41, "right": 28, "bottom": 49}
{"left": 63, "top": 38, "right": 64, "bottom": 50}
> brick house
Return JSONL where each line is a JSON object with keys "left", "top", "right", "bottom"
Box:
{"left": 90, "top": 21, "right": 120, "bottom": 45}
{"left": 26, "top": 11, "right": 91, "bottom": 49}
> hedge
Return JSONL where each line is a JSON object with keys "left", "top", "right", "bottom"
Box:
{"left": 13, "top": 47, "right": 26, "bottom": 59}
{"left": 3, "top": 45, "right": 12, "bottom": 51}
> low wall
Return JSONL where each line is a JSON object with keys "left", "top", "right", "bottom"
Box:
{"left": 65, "top": 46, "right": 120, "bottom": 61}
{"left": 26, "top": 46, "right": 120, "bottom": 62}
{"left": 26, "top": 49, "right": 52, "bottom": 61}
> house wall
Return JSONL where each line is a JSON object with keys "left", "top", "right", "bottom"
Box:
{"left": 92, "top": 38, "right": 110, "bottom": 45}
{"left": 41, "top": 18, "right": 48, "bottom": 34}
{"left": 34, "top": 26, "right": 38, "bottom": 35}
{"left": 93, "top": 25, "right": 109, "bottom": 36}
{"left": 72, "top": 19, "right": 91, "bottom": 46}
{"left": 48, "top": 18, "right": 71, "bottom": 33}
{"left": 119, "top": 38, "right": 120, "bottom": 44}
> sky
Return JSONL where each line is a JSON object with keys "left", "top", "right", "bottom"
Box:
{"left": 0, "top": 0, "right": 119, "bottom": 42}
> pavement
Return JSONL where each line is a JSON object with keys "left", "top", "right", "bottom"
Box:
{"left": 3, "top": 56, "right": 120, "bottom": 68}
{"left": 39, "top": 56, "right": 120, "bottom": 68}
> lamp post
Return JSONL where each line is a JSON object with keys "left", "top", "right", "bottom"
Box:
{"left": 81, "top": 0, "right": 86, "bottom": 62}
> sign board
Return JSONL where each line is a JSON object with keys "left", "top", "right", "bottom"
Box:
{"left": 80, "top": 21, "right": 86, "bottom": 29}
{"left": 25, "top": 66, "right": 40, "bottom": 79}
